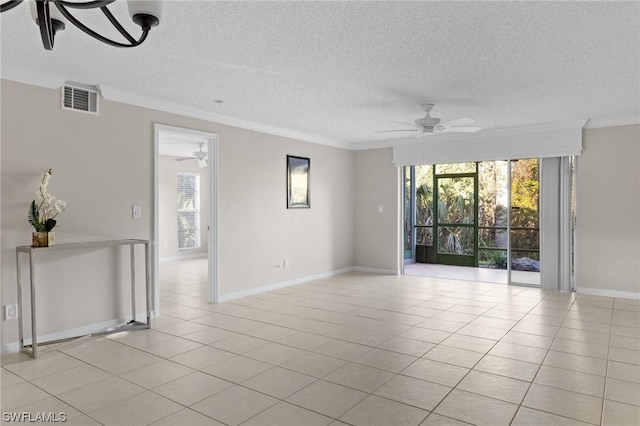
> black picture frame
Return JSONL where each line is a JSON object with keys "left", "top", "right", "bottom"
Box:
{"left": 287, "top": 155, "right": 310, "bottom": 208}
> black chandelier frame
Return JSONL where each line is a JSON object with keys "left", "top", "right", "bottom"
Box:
{"left": 0, "top": 0, "right": 159, "bottom": 50}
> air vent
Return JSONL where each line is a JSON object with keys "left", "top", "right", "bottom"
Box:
{"left": 61, "top": 84, "right": 99, "bottom": 114}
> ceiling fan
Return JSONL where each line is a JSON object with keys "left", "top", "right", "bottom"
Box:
{"left": 376, "top": 103, "right": 482, "bottom": 135}
{"left": 175, "top": 143, "right": 208, "bottom": 168}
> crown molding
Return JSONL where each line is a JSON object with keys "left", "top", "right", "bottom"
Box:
{"left": 350, "top": 139, "right": 396, "bottom": 151}
{"left": 0, "top": 72, "right": 349, "bottom": 150}
{"left": 0, "top": 69, "right": 61, "bottom": 90}
{"left": 99, "top": 85, "right": 350, "bottom": 149}
{"left": 3, "top": 72, "right": 636, "bottom": 150}
{"left": 584, "top": 115, "right": 639, "bottom": 129}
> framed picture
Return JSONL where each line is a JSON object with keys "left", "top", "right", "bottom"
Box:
{"left": 287, "top": 155, "right": 310, "bottom": 208}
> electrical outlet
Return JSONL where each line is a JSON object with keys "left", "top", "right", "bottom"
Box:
{"left": 4, "top": 304, "right": 18, "bottom": 321}
{"left": 283, "top": 259, "right": 288, "bottom": 268}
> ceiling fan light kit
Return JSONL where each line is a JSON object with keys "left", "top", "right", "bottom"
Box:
{"left": 377, "top": 103, "right": 482, "bottom": 136}
{"left": 0, "top": 0, "right": 161, "bottom": 50}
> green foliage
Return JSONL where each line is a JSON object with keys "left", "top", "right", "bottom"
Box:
{"left": 28, "top": 201, "right": 58, "bottom": 232}
{"left": 488, "top": 250, "right": 508, "bottom": 269}
{"left": 28, "top": 200, "right": 45, "bottom": 232}
{"left": 412, "top": 160, "right": 540, "bottom": 261}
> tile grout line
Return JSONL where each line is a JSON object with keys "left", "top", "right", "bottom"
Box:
{"left": 599, "top": 299, "right": 616, "bottom": 426}
{"left": 512, "top": 293, "right": 609, "bottom": 426}
{"left": 412, "top": 286, "right": 543, "bottom": 424}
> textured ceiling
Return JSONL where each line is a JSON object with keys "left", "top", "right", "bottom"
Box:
{"left": 1, "top": 1, "right": 639, "bottom": 149}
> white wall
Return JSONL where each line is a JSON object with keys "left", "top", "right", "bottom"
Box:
{"left": 353, "top": 148, "right": 401, "bottom": 273}
{"left": 576, "top": 124, "right": 640, "bottom": 298}
{"left": 0, "top": 80, "right": 355, "bottom": 347}
{"left": 158, "top": 155, "right": 209, "bottom": 260}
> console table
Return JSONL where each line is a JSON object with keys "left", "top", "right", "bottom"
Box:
{"left": 16, "top": 239, "right": 151, "bottom": 358}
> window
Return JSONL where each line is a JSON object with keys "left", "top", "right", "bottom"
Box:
{"left": 177, "top": 173, "right": 200, "bottom": 250}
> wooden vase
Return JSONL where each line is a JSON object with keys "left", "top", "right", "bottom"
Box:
{"left": 32, "top": 231, "right": 55, "bottom": 247}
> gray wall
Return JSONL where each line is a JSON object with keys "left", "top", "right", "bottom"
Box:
{"left": 2, "top": 78, "right": 637, "bottom": 349}
{"left": 0, "top": 80, "right": 355, "bottom": 346}
{"left": 576, "top": 124, "right": 640, "bottom": 296}
{"left": 354, "top": 148, "right": 401, "bottom": 273}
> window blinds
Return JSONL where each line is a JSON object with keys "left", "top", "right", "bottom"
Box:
{"left": 177, "top": 173, "right": 200, "bottom": 250}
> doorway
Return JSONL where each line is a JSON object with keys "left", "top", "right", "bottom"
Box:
{"left": 404, "top": 159, "right": 541, "bottom": 286}
{"left": 153, "top": 124, "right": 219, "bottom": 316}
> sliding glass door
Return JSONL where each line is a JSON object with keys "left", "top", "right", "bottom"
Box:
{"left": 508, "top": 159, "right": 541, "bottom": 286}
{"left": 404, "top": 159, "right": 542, "bottom": 286}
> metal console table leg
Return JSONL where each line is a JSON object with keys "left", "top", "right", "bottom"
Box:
{"left": 15, "top": 239, "right": 151, "bottom": 359}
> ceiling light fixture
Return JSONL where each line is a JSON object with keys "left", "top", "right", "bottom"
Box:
{"left": 0, "top": 0, "right": 161, "bottom": 50}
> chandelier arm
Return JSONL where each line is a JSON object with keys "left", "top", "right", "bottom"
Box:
{"left": 100, "top": 6, "right": 137, "bottom": 44}
{"left": 53, "top": 0, "right": 114, "bottom": 10}
{"left": 53, "top": 1, "right": 148, "bottom": 47}
{"left": 36, "top": 0, "right": 55, "bottom": 50}
{"left": 0, "top": 0, "right": 23, "bottom": 13}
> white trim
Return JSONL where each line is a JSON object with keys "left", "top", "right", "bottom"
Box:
{"left": 352, "top": 266, "right": 399, "bottom": 275}
{"left": 351, "top": 140, "right": 397, "bottom": 151}
{"left": 577, "top": 287, "right": 640, "bottom": 301}
{"left": 559, "top": 157, "right": 573, "bottom": 292}
{"left": 218, "top": 267, "right": 354, "bottom": 302}
{"left": 584, "top": 115, "right": 640, "bottom": 129}
{"left": 0, "top": 312, "right": 155, "bottom": 355}
{"left": 101, "top": 86, "right": 346, "bottom": 149}
{"left": 159, "top": 253, "right": 207, "bottom": 263}
{"left": 392, "top": 120, "right": 586, "bottom": 167}
{"left": 209, "top": 136, "right": 220, "bottom": 304}
{"left": 0, "top": 76, "right": 345, "bottom": 149}
{"left": 572, "top": 157, "right": 579, "bottom": 291}
{"left": 154, "top": 124, "right": 220, "bottom": 310}
{"left": 2, "top": 76, "right": 636, "bottom": 150}
{"left": 1, "top": 71, "right": 62, "bottom": 91}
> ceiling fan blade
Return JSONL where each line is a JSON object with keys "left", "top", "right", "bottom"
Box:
{"left": 375, "top": 129, "right": 420, "bottom": 133}
{"left": 175, "top": 157, "right": 196, "bottom": 161}
{"left": 391, "top": 120, "right": 418, "bottom": 127}
{"left": 440, "top": 126, "right": 482, "bottom": 133}
{"left": 439, "top": 117, "right": 476, "bottom": 127}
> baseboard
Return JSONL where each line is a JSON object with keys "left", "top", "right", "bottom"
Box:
{"left": 1, "top": 311, "right": 155, "bottom": 355}
{"left": 218, "top": 267, "right": 354, "bottom": 302}
{"left": 160, "top": 253, "right": 207, "bottom": 262}
{"left": 352, "top": 266, "right": 399, "bottom": 275}
{"left": 577, "top": 287, "right": 640, "bottom": 300}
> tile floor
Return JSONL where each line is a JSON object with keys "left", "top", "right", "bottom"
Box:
{"left": 1, "top": 259, "right": 639, "bottom": 425}
{"left": 404, "top": 263, "right": 540, "bottom": 286}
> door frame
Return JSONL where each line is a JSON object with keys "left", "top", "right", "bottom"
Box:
{"left": 153, "top": 124, "right": 220, "bottom": 316}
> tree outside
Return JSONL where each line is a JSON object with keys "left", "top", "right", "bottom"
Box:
{"left": 412, "top": 159, "right": 539, "bottom": 270}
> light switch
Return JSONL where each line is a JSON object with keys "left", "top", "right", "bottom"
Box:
{"left": 378, "top": 205, "right": 384, "bottom": 213}
{"left": 132, "top": 205, "right": 142, "bottom": 218}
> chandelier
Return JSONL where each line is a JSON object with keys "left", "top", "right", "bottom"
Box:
{"left": 0, "top": 0, "right": 161, "bottom": 50}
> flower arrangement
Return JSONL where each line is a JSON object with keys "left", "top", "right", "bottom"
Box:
{"left": 28, "top": 169, "right": 67, "bottom": 232}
